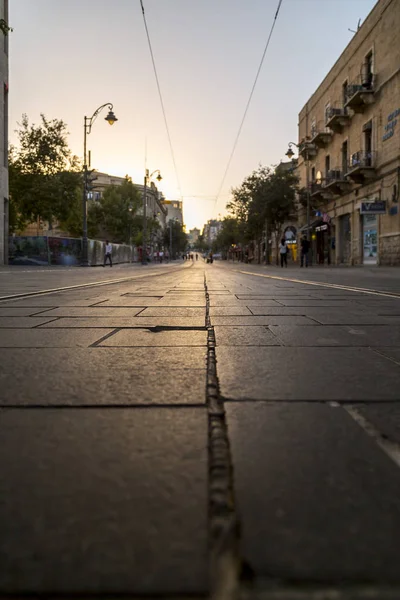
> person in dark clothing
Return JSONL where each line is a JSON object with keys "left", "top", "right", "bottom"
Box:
{"left": 301, "top": 236, "right": 310, "bottom": 267}
{"left": 279, "top": 238, "right": 288, "bottom": 268}
{"left": 103, "top": 240, "right": 112, "bottom": 267}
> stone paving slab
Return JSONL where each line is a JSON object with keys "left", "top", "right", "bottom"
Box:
{"left": 6, "top": 297, "right": 109, "bottom": 307}
{"left": 216, "top": 347, "right": 400, "bottom": 400}
{"left": 0, "top": 328, "right": 112, "bottom": 347}
{"left": 273, "top": 299, "right": 356, "bottom": 307}
{"left": 39, "top": 317, "right": 206, "bottom": 328}
{"left": 226, "top": 402, "right": 400, "bottom": 583}
{"left": 0, "top": 348, "right": 207, "bottom": 405}
{"left": 33, "top": 306, "right": 145, "bottom": 317}
{"left": 214, "top": 326, "right": 280, "bottom": 346}
{"left": 0, "top": 316, "right": 58, "bottom": 328}
{"left": 248, "top": 306, "right": 375, "bottom": 317}
{"left": 372, "top": 348, "right": 400, "bottom": 363}
{"left": 0, "top": 408, "right": 208, "bottom": 594}
{"left": 356, "top": 404, "right": 400, "bottom": 444}
{"left": 210, "top": 316, "right": 318, "bottom": 326}
{"left": 209, "top": 306, "right": 253, "bottom": 316}
{"left": 139, "top": 307, "right": 205, "bottom": 317}
{"left": 99, "top": 329, "right": 207, "bottom": 347}
{"left": 305, "top": 314, "right": 400, "bottom": 325}
{"left": 270, "top": 325, "right": 400, "bottom": 347}
{"left": 98, "top": 297, "right": 207, "bottom": 307}
{"left": 0, "top": 307, "right": 56, "bottom": 317}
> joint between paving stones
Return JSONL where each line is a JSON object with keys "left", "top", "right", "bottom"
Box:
{"left": 204, "top": 273, "right": 240, "bottom": 600}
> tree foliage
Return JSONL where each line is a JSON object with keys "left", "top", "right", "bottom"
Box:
{"left": 88, "top": 177, "right": 142, "bottom": 244}
{"left": 9, "top": 114, "right": 82, "bottom": 229}
{"left": 227, "top": 164, "right": 298, "bottom": 261}
{"left": 212, "top": 217, "right": 243, "bottom": 253}
{"left": 164, "top": 220, "right": 188, "bottom": 255}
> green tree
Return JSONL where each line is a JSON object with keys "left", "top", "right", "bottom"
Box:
{"left": 164, "top": 220, "right": 188, "bottom": 256}
{"left": 227, "top": 165, "right": 298, "bottom": 264}
{"left": 212, "top": 217, "right": 241, "bottom": 256}
{"left": 9, "top": 114, "right": 82, "bottom": 228}
{"left": 88, "top": 177, "right": 142, "bottom": 243}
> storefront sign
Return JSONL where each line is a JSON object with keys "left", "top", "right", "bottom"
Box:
{"left": 360, "top": 201, "right": 386, "bottom": 214}
{"left": 383, "top": 108, "right": 399, "bottom": 142}
{"left": 315, "top": 224, "right": 328, "bottom": 232}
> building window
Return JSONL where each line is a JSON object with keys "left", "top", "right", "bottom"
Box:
{"left": 363, "top": 120, "right": 373, "bottom": 165}
{"left": 325, "top": 155, "right": 330, "bottom": 178}
{"left": 311, "top": 166, "right": 316, "bottom": 182}
{"left": 310, "top": 118, "right": 316, "bottom": 138}
{"left": 362, "top": 51, "right": 373, "bottom": 88}
{"left": 342, "top": 80, "right": 348, "bottom": 106}
{"left": 3, "top": 0, "right": 8, "bottom": 55}
{"left": 342, "top": 141, "right": 348, "bottom": 174}
{"left": 324, "top": 103, "right": 331, "bottom": 128}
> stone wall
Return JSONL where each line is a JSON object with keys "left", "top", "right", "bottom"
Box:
{"left": 379, "top": 233, "right": 400, "bottom": 265}
{"left": 8, "top": 236, "right": 137, "bottom": 266}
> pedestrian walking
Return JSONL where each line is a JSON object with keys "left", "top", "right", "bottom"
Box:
{"left": 301, "top": 236, "right": 310, "bottom": 267}
{"left": 103, "top": 240, "right": 112, "bottom": 267}
{"left": 279, "top": 238, "right": 288, "bottom": 268}
{"left": 196, "top": 253, "right": 198, "bottom": 261}
{"left": 159, "top": 250, "right": 164, "bottom": 263}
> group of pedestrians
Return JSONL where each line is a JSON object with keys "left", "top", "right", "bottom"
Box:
{"left": 152, "top": 250, "right": 169, "bottom": 263}
{"left": 182, "top": 253, "right": 199, "bottom": 261}
{"left": 279, "top": 235, "right": 310, "bottom": 268}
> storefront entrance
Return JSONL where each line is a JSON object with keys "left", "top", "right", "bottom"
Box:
{"left": 362, "top": 214, "right": 378, "bottom": 264}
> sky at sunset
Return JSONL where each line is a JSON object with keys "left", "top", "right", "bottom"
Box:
{"left": 9, "top": 0, "right": 377, "bottom": 230}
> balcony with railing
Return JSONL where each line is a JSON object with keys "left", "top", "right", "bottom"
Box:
{"left": 344, "top": 74, "right": 375, "bottom": 113}
{"left": 310, "top": 121, "right": 333, "bottom": 148}
{"left": 298, "top": 138, "right": 317, "bottom": 160}
{"left": 325, "top": 106, "right": 350, "bottom": 133}
{"left": 345, "top": 151, "right": 377, "bottom": 183}
{"left": 310, "top": 180, "right": 333, "bottom": 201}
{"left": 322, "top": 169, "right": 351, "bottom": 195}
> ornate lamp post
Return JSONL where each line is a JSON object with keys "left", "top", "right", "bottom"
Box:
{"left": 82, "top": 103, "right": 118, "bottom": 266}
{"left": 286, "top": 142, "right": 311, "bottom": 243}
{"left": 142, "top": 169, "right": 162, "bottom": 265}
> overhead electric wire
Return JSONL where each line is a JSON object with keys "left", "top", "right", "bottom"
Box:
{"left": 139, "top": 0, "right": 183, "bottom": 200}
{"left": 214, "top": 0, "right": 284, "bottom": 212}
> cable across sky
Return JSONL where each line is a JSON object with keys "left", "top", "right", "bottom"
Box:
{"left": 139, "top": 0, "right": 183, "bottom": 201}
{"left": 213, "top": 0, "right": 284, "bottom": 214}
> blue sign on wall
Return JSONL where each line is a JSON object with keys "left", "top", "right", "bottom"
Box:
{"left": 383, "top": 108, "right": 400, "bottom": 142}
{"left": 360, "top": 201, "right": 386, "bottom": 215}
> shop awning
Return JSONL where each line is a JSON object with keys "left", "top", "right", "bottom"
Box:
{"left": 299, "top": 219, "right": 323, "bottom": 233}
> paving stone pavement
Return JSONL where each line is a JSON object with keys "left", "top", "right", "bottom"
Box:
{"left": 1, "top": 260, "right": 400, "bottom": 599}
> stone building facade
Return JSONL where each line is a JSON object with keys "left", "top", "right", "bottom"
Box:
{"left": 0, "top": 0, "right": 9, "bottom": 264}
{"left": 161, "top": 200, "right": 184, "bottom": 226}
{"left": 296, "top": 0, "right": 400, "bottom": 265}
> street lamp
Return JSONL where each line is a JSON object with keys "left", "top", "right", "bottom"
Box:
{"left": 128, "top": 204, "right": 133, "bottom": 262}
{"left": 286, "top": 141, "right": 311, "bottom": 246}
{"left": 142, "top": 169, "right": 162, "bottom": 265}
{"left": 82, "top": 103, "right": 118, "bottom": 266}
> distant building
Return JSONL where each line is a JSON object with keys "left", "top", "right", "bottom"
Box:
{"left": 0, "top": 0, "right": 9, "bottom": 263}
{"left": 90, "top": 172, "right": 167, "bottom": 230}
{"left": 296, "top": 0, "right": 400, "bottom": 265}
{"left": 188, "top": 227, "right": 200, "bottom": 247}
{"left": 202, "top": 219, "right": 223, "bottom": 246}
{"left": 161, "top": 199, "right": 184, "bottom": 225}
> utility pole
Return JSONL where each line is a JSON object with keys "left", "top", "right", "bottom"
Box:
{"left": 142, "top": 169, "right": 148, "bottom": 265}
{"left": 169, "top": 220, "right": 173, "bottom": 260}
{"left": 265, "top": 219, "right": 270, "bottom": 264}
